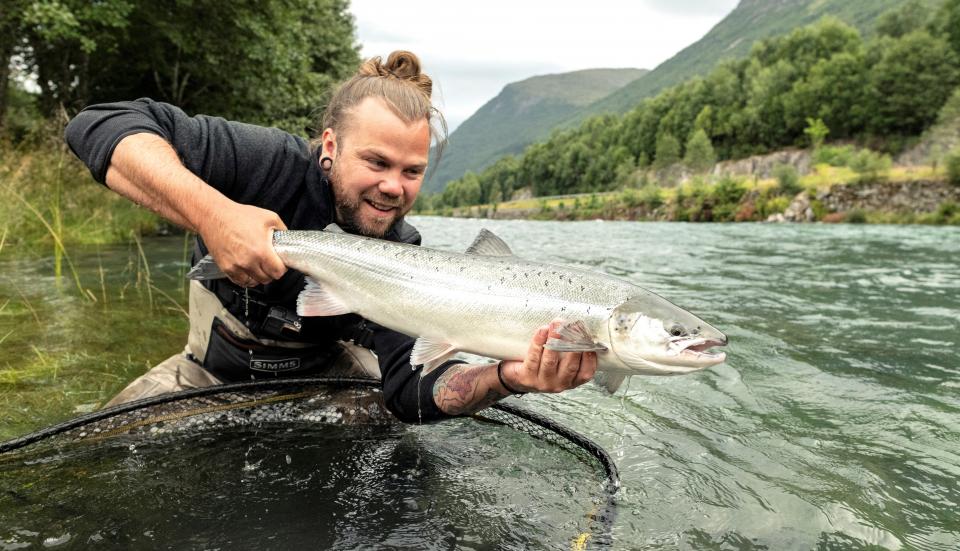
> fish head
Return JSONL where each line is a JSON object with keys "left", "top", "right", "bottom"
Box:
{"left": 606, "top": 293, "right": 727, "bottom": 375}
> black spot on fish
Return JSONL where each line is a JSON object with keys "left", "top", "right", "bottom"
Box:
{"left": 580, "top": 285, "right": 585, "bottom": 292}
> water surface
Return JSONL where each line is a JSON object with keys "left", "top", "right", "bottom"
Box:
{"left": 1, "top": 219, "right": 958, "bottom": 549}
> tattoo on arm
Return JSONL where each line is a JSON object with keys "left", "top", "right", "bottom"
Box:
{"left": 433, "top": 363, "right": 507, "bottom": 416}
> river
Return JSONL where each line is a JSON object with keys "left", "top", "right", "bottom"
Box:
{"left": 1, "top": 218, "right": 958, "bottom": 549}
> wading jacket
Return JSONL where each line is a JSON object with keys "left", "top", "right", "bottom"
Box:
{"left": 64, "top": 98, "right": 453, "bottom": 422}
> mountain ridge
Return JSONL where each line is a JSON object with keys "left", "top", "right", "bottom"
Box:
{"left": 424, "top": 68, "right": 646, "bottom": 193}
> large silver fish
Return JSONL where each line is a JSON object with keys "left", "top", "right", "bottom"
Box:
{"left": 190, "top": 227, "right": 727, "bottom": 392}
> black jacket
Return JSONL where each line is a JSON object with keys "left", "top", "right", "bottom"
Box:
{"left": 65, "top": 98, "right": 454, "bottom": 422}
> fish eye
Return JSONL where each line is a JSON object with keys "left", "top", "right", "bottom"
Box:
{"left": 668, "top": 324, "right": 685, "bottom": 337}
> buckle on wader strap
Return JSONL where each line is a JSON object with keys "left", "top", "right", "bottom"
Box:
{"left": 340, "top": 319, "right": 376, "bottom": 349}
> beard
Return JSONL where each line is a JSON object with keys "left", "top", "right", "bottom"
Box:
{"left": 329, "top": 166, "right": 405, "bottom": 238}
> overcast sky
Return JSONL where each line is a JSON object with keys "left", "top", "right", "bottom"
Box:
{"left": 351, "top": 0, "right": 740, "bottom": 131}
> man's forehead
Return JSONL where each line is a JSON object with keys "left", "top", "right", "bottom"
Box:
{"left": 341, "top": 98, "right": 430, "bottom": 161}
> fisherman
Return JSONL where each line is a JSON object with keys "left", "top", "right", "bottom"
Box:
{"left": 64, "top": 51, "right": 597, "bottom": 421}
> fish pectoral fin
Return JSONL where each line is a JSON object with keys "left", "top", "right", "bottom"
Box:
{"left": 464, "top": 228, "right": 514, "bottom": 256}
{"left": 186, "top": 255, "right": 227, "bottom": 280}
{"left": 544, "top": 320, "right": 608, "bottom": 352}
{"left": 410, "top": 337, "right": 457, "bottom": 374}
{"left": 593, "top": 372, "right": 627, "bottom": 394}
{"left": 296, "top": 277, "right": 352, "bottom": 316}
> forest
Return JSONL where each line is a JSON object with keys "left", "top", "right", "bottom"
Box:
{"left": 432, "top": 0, "right": 960, "bottom": 213}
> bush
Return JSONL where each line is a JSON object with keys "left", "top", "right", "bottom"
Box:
{"left": 620, "top": 188, "right": 641, "bottom": 208}
{"left": 713, "top": 176, "right": 746, "bottom": 205}
{"left": 813, "top": 145, "right": 856, "bottom": 166}
{"left": 639, "top": 184, "right": 663, "bottom": 209}
{"left": 946, "top": 148, "right": 960, "bottom": 186}
{"left": 773, "top": 164, "right": 802, "bottom": 195}
{"left": 849, "top": 149, "right": 892, "bottom": 183}
{"left": 845, "top": 209, "right": 867, "bottom": 223}
{"left": 757, "top": 196, "right": 790, "bottom": 218}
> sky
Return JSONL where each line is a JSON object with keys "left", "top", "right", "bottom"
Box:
{"left": 351, "top": 0, "right": 740, "bottom": 131}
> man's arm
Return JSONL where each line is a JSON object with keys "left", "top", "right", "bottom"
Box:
{"left": 65, "top": 100, "right": 292, "bottom": 286}
{"left": 432, "top": 321, "right": 597, "bottom": 416}
{"left": 107, "top": 133, "right": 286, "bottom": 286}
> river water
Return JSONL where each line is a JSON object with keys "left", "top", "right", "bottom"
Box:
{"left": 1, "top": 218, "right": 958, "bottom": 550}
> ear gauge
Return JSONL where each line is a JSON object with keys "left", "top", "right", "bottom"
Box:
{"left": 320, "top": 157, "right": 333, "bottom": 171}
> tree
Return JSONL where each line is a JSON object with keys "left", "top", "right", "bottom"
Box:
{"left": 867, "top": 31, "right": 960, "bottom": 137}
{"left": 653, "top": 132, "right": 680, "bottom": 169}
{"left": 6, "top": 0, "right": 359, "bottom": 134}
{"left": 803, "top": 117, "right": 830, "bottom": 150}
{"left": 876, "top": 0, "right": 933, "bottom": 38}
{"left": 684, "top": 128, "right": 716, "bottom": 173}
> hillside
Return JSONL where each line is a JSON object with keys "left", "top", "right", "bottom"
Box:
{"left": 424, "top": 68, "right": 646, "bottom": 193}
{"left": 577, "top": 0, "right": 938, "bottom": 118}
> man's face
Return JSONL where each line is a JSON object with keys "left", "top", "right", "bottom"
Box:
{"left": 324, "top": 97, "right": 430, "bottom": 238}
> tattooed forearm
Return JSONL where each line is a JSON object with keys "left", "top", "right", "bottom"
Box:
{"left": 433, "top": 363, "right": 508, "bottom": 416}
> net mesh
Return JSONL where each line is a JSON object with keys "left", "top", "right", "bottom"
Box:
{"left": 0, "top": 377, "right": 619, "bottom": 547}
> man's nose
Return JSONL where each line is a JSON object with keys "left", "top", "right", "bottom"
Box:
{"left": 378, "top": 172, "right": 403, "bottom": 196}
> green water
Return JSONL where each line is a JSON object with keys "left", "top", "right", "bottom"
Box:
{"left": 1, "top": 218, "right": 959, "bottom": 549}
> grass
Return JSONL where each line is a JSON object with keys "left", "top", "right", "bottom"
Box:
{"left": 0, "top": 137, "right": 166, "bottom": 254}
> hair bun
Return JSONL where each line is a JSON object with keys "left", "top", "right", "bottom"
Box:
{"left": 357, "top": 50, "right": 432, "bottom": 97}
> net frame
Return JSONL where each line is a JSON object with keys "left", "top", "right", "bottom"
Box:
{"left": 0, "top": 377, "right": 619, "bottom": 547}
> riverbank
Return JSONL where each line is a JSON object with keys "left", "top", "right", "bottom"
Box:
{"left": 428, "top": 165, "right": 960, "bottom": 225}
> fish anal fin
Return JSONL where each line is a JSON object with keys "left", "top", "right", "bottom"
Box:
{"left": 593, "top": 371, "right": 627, "bottom": 394}
{"left": 465, "top": 229, "right": 514, "bottom": 256}
{"left": 296, "top": 277, "right": 352, "bottom": 316}
{"left": 186, "top": 255, "right": 227, "bottom": 280}
{"left": 411, "top": 337, "right": 457, "bottom": 374}
{"left": 544, "top": 320, "right": 608, "bottom": 352}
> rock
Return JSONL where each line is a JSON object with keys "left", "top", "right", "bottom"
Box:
{"left": 782, "top": 191, "right": 812, "bottom": 222}
{"left": 713, "top": 148, "right": 812, "bottom": 179}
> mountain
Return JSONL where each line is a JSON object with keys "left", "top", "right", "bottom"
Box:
{"left": 424, "top": 68, "right": 647, "bottom": 193}
{"left": 578, "top": 0, "right": 938, "bottom": 117}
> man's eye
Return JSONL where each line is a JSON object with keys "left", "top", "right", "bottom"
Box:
{"left": 367, "top": 158, "right": 387, "bottom": 168}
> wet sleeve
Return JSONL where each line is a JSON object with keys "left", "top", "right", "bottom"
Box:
{"left": 372, "top": 326, "right": 460, "bottom": 424}
{"left": 63, "top": 98, "right": 306, "bottom": 209}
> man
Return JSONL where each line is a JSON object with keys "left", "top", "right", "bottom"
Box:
{"left": 65, "top": 51, "right": 596, "bottom": 422}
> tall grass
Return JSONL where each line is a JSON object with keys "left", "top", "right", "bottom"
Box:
{"left": 0, "top": 131, "right": 163, "bottom": 254}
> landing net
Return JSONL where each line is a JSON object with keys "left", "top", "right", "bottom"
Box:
{"left": 0, "top": 378, "right": 619, "bottom": 549}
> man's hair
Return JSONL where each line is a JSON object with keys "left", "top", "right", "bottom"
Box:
{"left": 313, "top": 51, "right": 447, "bottom": 164}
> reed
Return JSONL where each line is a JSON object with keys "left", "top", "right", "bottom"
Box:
{"left": 131, "top": 230, "right": 154, "bottom": 311}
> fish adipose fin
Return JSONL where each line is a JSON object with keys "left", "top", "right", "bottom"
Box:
{"left": 545, "top": 320, "right": 608, "bottom": 352}
{"left": 296, "top": 277, "right": 352, "bottom": 316}
{"left": 465, "top": 229, "right": 514, "bottom": 257}
{"left": 411, "top": 337, "right": 457, "bottom": 374}
{"left": 593, "top": 372, "right": 627, "bottom": 394}
{"left": 186, "top": 255, "right": 227, "bottom": 280}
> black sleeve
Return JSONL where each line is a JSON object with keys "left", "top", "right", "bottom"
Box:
{"left": 372, "top": 326, "right": 460, "bottom": 423}
{"left": 63, "top": 98, "right": 308, "bottom": 211}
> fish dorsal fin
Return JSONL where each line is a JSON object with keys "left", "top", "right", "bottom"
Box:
{"left": 465, "top": 229, "right": 513, "bottom": 256}
{"left": 296, "top": 277, "right": 352, "bottom": 317}
{"left": 323, "top": 223, "right": 346, "bottom": 234}
{"left": 186, "top": 255, "right": 227, "bottom": 280}
{"left": 545, "top": 320, "right": 608, "bottom": 352}
{"left": 410, "top": 337, "right": 457, "bottom": 374}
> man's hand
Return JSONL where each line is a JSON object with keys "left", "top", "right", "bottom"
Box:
{"left": 106, "top": 133, "right": 288, "bottom": 288}
{"left": 431, "top": 320, "right": 597, "bottom": 416}
{"left": 500, "top": 320, "right": 597, "bottom": 393}
{"left": 197, "top": 203, "right": 288, "bottom": 287}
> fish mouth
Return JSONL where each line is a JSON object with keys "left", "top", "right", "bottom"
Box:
{"left": 674, "top": 337, "right": 727, "bottom": 365}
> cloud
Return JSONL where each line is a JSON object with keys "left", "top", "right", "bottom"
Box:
{"left": 352, "top": 0, "right": 739, "bottom": 130}
{"left": 642, "top": 0, "right": 739, "bottom": 17}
